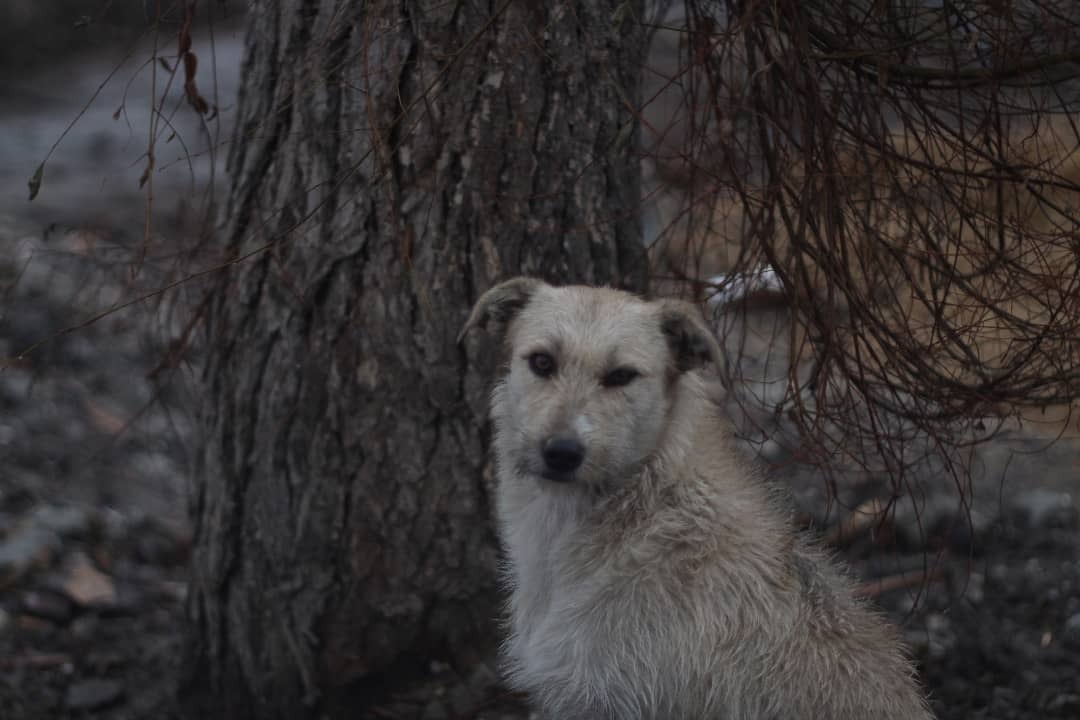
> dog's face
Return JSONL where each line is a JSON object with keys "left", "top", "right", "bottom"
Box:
{"left": 461, "top": 278, "right": 722, "bottom": 491}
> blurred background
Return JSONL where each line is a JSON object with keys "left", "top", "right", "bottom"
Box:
{"left": 1, "top": 2, "right": 242, "bottom": 716}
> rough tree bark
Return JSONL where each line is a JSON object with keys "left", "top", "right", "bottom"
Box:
{"left": 182, "top": 1, "right": 646, "bottom": 718}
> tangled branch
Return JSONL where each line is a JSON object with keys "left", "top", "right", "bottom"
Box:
{"left": 649, "top": 0, "right": 1080, "bottom": 485}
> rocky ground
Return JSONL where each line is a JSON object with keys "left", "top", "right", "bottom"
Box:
{"left": 2, "top": 224, "right": 1078, "bottom": 718}
{"left": 0, "top": 224, "right": 196, "bottom": 719}
{"left": 0, "top": 8, "right": 226, "bottom": 716}
{"left": 2, "top": 7, "right": 1079, "bottom": 720}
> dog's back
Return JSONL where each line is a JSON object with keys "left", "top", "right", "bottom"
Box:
{"left": 461, "top": 278, "right": 933, "bottom": 719}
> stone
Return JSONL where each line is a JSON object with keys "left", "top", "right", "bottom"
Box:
{"left": 1064, "top": 613, "right": 1080, "bottom": 650}
{"left": 959, "top": 572, "right": 984, "bottom": 606}
{"left": 447, "top": 682, "right": 475, "bottom": 717}
{"left": 0, "top": 523, "right": 61, "bottom": 583}
{"left": 59, "top": 552, "right": 116, "bottom": 607}
{"left": 65, "top": 678, "right": 124, "bottom": 711}
{"left": 420, "top": 699, "right": 449, "bottom": 720}
{"left": 92, "top": 583, "right": 144, "bottom": 617}
{"left": 21, "top": 589, "right": 74, "bottom": 624}
{"left": 1047, "top": 693, "right": 1080, "bottom": 713}
{"left": 32, "top": 504, "right": 97, "bottom": 538}
{"left": 1012, "top": 489, "right": 1078, "bottom": 530}
{"left": 467, "top": 660, "right": 499, "bottom": 697}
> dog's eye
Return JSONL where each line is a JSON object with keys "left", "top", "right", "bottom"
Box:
{"left": 602, "top": 367, "right": 639, "bottom": 388}
{"left": 528, "top": 352, "right": 556, "bottom": 378}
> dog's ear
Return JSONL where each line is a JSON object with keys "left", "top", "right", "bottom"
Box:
{"left": 457, "top": 277, "right": 546, "bottom": 345}
{"left": 657, "top": 299, "right": 724, "bottom": 373}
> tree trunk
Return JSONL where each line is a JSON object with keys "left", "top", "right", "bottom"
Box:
{"left": 182, "top": 1, "right": 646, "bottom": 717}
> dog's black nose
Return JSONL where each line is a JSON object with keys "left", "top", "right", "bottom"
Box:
{"left": 542, "top": 436, "right": 585, "bottom": 476}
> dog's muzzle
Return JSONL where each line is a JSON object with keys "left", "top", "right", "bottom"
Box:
{"left": 540, "top": 435, "right": 585, "bottom": 481}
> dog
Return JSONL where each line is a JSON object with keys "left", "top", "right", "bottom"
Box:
{"left": 460, "top": 277, "right": 934, "bottom": 719}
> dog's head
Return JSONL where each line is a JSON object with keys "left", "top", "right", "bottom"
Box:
{"left": 461, "top": 277, "right": 722, "bottom": 489}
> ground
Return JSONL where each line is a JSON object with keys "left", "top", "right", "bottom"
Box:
{"left": 2, "top": 8, "right": 1079, "bottom": 720}
{"left": 2, "top": 219, "right": 1079, "bottom": 720}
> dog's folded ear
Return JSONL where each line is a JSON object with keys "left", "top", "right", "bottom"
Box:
{"left": 457, "top": 277, "right": 546, "bottom": 345}
{"left": 657, "top": 299, "right": 724, "bottom": 373}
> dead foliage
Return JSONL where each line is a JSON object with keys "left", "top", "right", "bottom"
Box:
{"left": 646, "top": 0, "right": 1080, "bottom": 489}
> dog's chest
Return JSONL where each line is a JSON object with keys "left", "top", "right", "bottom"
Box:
{"left": 497, "top": 488, "right": 593, "bottom": 644}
